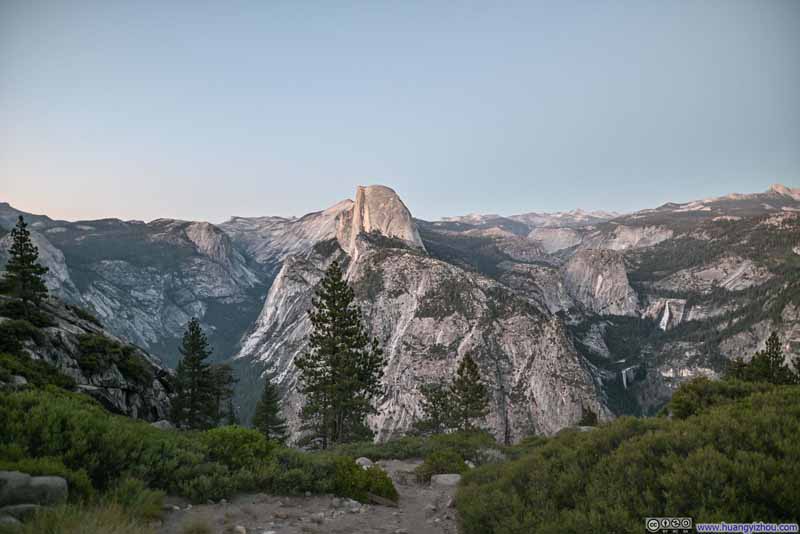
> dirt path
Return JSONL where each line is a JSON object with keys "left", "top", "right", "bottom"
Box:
{"left": 158, "top": 459, "right": 459, "bottom": 534}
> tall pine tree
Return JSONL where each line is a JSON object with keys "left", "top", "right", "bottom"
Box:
{"left": 728, "top": 331, "right": 799, "bottom": 385}
{"left": 294, "top": 260, "right": 385, "bottom": 448}
{"left": 416, "top": 354, "right": 490, "bottom": 434}
{"left": 170, "top": 318, "right": 218, "bottom": 429}
{"left": 2, "top": 215, "right": 49, "bottom": 315}
{"left": 252, "top": 371, "right": 288, "bottom": 443}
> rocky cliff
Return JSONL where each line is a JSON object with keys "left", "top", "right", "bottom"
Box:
{"left": 0, "top": 296, "right": 172, "bottom": 420}
{"left": 562, "top": 249, "right": 638, "bottom": 316}
{"left": 233, "top": 186, "right": 608, "bottom": 443}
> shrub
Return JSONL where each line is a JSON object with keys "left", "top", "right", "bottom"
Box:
{"left": 0, "top": 503, "right": 155, "bottom": 534}
{"left": 456, "top": 386, "right": 800, "bottom": 533}
{"left": 0, "top": 319, "right": 42, "bottom": 355}
{"left": 415, "top": 448, "right": 467, "bottom": 483}
{"left": 0, "top": 299, "right": 55, "bottom": 328}
{"left": 0, "top": 387, "right": 397, "bottom": 504}
{"left": 665, "top": 377, "right": 773, "bottom": 419}
{"left": 76, "top": 334, "right": 152, "bottom": 383}
{"left": 201, "top": 425, "right": 274, "bottom": 471}
{"left": 66, "top": 304, "right": 103, "bottom": 327}
{"left": 0, "top": 352, "right": 75, "bottom": 389}
{"left": 103, "top": 478, "right": 164, "bottom": 521}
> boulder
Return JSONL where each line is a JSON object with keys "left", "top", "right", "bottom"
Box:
{"left": 355, "top": 457, "right": 374, "bottom": 470}
{"left": 0, "top": 471, "right": 68, "bottom": 506}
{"left": 150, "top": 420, "right": 175, "bottom": 431}
{"left": 0, "top": 514, "right": 21, "bottom": 527}
{"left": 430, "top": 474, "right": 462, "bottom": 487}
{"left": 0, "top": 504, "right": 41, "bottom": 521}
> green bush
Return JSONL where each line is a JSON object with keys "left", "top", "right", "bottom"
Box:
{"left": 0, "top": 386, "right": 397, "bottom": 504}
{"left": 66, "top": 304, "right": 103, "bottom": 327}
{"left": 456, "top": 385, "right": 800, "bottom": 533}
{"left": 665, "top": 377, "right": 774, "bottom": 419}
{"left": 0, "top": 503, "right": 155, "bottom": 534}
{"left": 415, "top": 448, "right": 467, "bottom": 483}
{"left": 0, "top": 352, "right": 75, "bottom": 389}
{"left": 0, "top": 319, "right": 42, "bottom": 355}
{"left": 200, "top": 425, "right": 275, "bottom": 471}
{"left": 76, "top": 334, "right": 152, "bottom": 383}
{"left": 102, "top": 478, "right": 164, "bottom": 521}
{"left": 0, "top": 299, "right": 55, "bottom": 328}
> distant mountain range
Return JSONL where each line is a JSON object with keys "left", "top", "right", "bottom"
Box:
{"left": 2, "top": 183, "right": 798, "bottom": 442}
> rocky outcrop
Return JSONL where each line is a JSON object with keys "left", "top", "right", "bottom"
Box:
{"left": 337, "top": 185, "right": 425, "bottom": 257}
{"left": 562, "top": 249, "right": 638, "bottom": 316}
{"left": 236, "top": 221, "right": 609, "bottom": 443}
{"left": 0, "top": 296, "right": 173, "bottom": 420}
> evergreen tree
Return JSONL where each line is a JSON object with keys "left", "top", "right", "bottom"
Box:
{"left": 414, "top": 383, "right": 455, "bottom": 435}
{"left": 226, "top": 398, "right": 238, "bottom": 426}
{"left": 449, "top": 355, "right": 490, "bottom": 432}
{"left": 170, "top": 318, "right": 218, "bottom": 429}
{"left": 2, "top": 215, "right": 49, "bottom": 314}
{"left": 728, "top": 332, "right": 799, "bottom": 385}
{"left": 294, "top": 260, "right": 386, "bottom": 448}
{"left": 252, "top": 371, "right": 288, "bottom": 442}
{"left": 210, "top": 363, "right": 236, "bottom": 425}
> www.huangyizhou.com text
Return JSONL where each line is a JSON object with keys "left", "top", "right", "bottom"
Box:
{"left": 695, "top": 522, "right": 799, "bottom": 533}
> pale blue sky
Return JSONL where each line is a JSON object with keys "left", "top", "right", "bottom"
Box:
{"left": 1, "top": 1, "right": 798, "bottom": 222}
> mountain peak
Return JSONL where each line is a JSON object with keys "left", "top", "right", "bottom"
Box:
{"left": 336, "top": 184, "right": 425, "bottom": 255}
{"left": 768, "top": 183, "right": 800, "bottom": 200}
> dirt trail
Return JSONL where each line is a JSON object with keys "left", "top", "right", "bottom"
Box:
{"left": 159, "top": 459, "right": 458, "bottom": 534}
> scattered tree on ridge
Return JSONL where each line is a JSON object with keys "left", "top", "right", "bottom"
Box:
{"left": 728, "top": 331, "right": 799, "bottom": 385}
{"left": 417, "top": 354, "right": 490, "bottom": 434}
{"left": 252, "top": 371, "right": 288, "bottom": 443}
{"left": 294, "top": 260, "right": 386, "bottom": 448}
{"left": 170, "top": 318, "right": 219, "bottom": 429}
{"left": 2, "top": 215, "right": 49, "bottom": 315}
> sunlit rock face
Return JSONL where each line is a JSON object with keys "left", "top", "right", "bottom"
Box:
{"left": 337, "top": 185, "right": 425, "bottom": 257}
{"left": 562, "top": 249, "right": 638, "bottom": 316}
{"left": 234, "top": 186, "right": 608, "bottom": 443}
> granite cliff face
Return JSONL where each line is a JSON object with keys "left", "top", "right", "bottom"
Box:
{"left": 2, "top": 183, "right": 798, "bottom": 435}
{"left": 0, "top": 296, "right": 172, "bottom": 420}
{"left": 235, "top": 227, "right": 609, "bottom": 443}
{"left": 0, "top": 209, "right": 265, "bottom": 367}
{"left": 562, "top": 249, "right": 638, "bottom": 316}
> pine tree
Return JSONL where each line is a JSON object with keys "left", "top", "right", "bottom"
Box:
{"left": 294, "top": 260, "right": 386, "bottom": 448}
{"left": 252, "top": 371, "right": 288, "bottom": 442}
{"left": 226, "top": 399, "right": 238, "bottom": 426}
{"left": 210, "top": 363, "right": 236, "bottom": 425}
{"left": 170, "top": 318, "right": 218, "bottom": 429}
{"left": 415, "top": 383, "right": 454, "bottom": 435}
{"left": 729, "top": 332, "right": 798, "bottom": 385}
{"left": 2, "top": 215, "right": 49, "bottom": 315}
{"left": 449, "top": 355, "right": 489, "bottom": 432}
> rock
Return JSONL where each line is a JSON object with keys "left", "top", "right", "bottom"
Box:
{"left": 394, "top": 530, "right": 409, "bottom": 534}
{"left": 0, "top": 504, "right": 40, "bottom": 520}
{"left": 0, "top": 514, "right": 21, "bottom": 527}
{"left": 0, "top": 471, "right": 68, "bottom": 506}
{"left": 150, "top": 420, "right": 175, "bottom": 431}
{"left": 355, "top": 457, "right": 374, "bottom": 470}
{"left": 330, "top": 497, "right": 342, "bottom": 509}
{"left": 477, "top": 447, "right": 507, "bottom": 464}
{"left": 346, "top": 498, "right": 362, "bottom": 513}
{"left": 311, "top": 512, "right": 325, "bottom": 524}
{"left": 430, "top": 474, "right": 462, "bottom": 487}
{"left": 464, "top": 460, "right": 475, "bottom": 469}
{"left": 10, "top": 375, "right": 27, "bottom": 387}
{"left": 304, "top": 491, "right": 311, "bottom": 497}
{"left": 445, "top": 497, "right": 455, "bottom": 509}
{"left": 562, "top": 249, "right": 638, "bottom": 316}
{"left": 233, "top": 526, "right": 247, "bottom": 534}
{"left": 220, "top": 498, "right": 227, "bottom": 505}
{"left": 366, "top": 492, "right": 398, "bottom": 507}
{"left": 185, "top": 504, "right": 192, "bottom": 510}
{"left": 424, "top": 503, "right": 437, "bottom": 515}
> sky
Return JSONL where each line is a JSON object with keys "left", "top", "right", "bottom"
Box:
{"left": 1, "top": 1, "right": 799, "bottom": 223}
